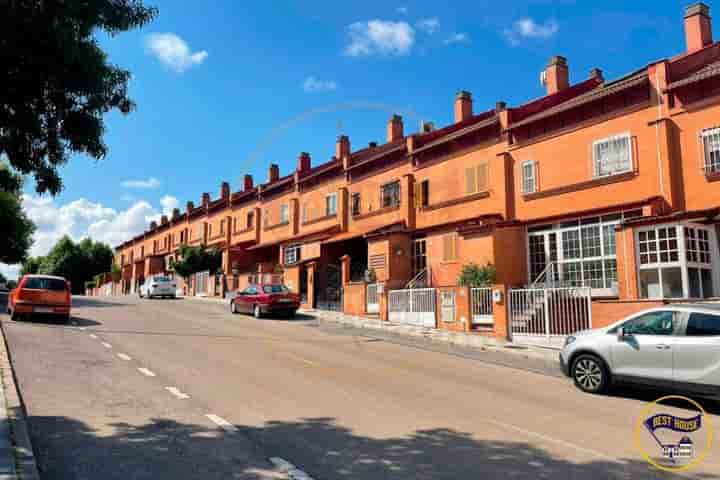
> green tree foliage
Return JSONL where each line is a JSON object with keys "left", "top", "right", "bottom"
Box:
{"left": 0, "top": 272, "right": 6, "bottom": 284}
{"left": 6, "top": 280, "right": 17, "bottom": 290}
{"left": 22, "top": 236, "right": 114, "bottom": 293}
{"left": 458, "top": 262, "right": 497, "bottom": 287}
{"left": 0, "top": 164, "right": 35, "bottom": 264}
{"left": 1, "top": 0, "right": 158, "bottom": 194}
{"left": 172, "top": 245, "right": 222, "bottom": 280}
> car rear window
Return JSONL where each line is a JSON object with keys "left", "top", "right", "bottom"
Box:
{"left": 154, "top": 276, "right": 171, "bottom": 282}
{"left": 686, "top": 313, "right": 720, "bottom": 336}
{"left": 23, "top": 277, "right": 67, "bottom": 291}
{"left": 262, "top": 285, "right": 288, "bottom": 294}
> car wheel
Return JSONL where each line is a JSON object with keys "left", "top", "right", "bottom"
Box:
{"left": 288, "top": 309, "right": 297, "bottom": 318}
{"left": 253, "top": 304, "right": 262, "bottom": 319}
{"left": 571, "top": 354, "right": 608, "bottom": 394}
{"left": 230, "top": 300, "right": 238, "bottom": 314}
{"left": 9, "top": 310, "right": 19, "bottom": 321}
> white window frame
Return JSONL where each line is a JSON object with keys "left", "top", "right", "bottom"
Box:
{"left": 636, "top": 222, "right": 719, "bottom": 300}
{"left": 284, "top": 244, "right": 301, "bottom": 265}
{"left": 701, "top": 127, "right": 720, "bottom": 175}
{"left": 325, "top": 192, "right": 337, "bottom": 216}
{"left": 521, "top": 160, "right": 537, "bottom": 194}
{"left": 279, "top": 204, "right": 289, "bottom": 224}
{"left": 592, "top": 132, "right": 633, "bottom": 178}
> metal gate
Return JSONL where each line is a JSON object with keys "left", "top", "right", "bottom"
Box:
{"left": 508, "top": 287, "right": 592, "bottom": 348}
{"left": 470, "top": 287, "right": 494, "bottom": 326}
{"left": 388, "top": 288, "right": 436, "bottom": 328}
{"left": 366, "top": 283, "right": 380, "bottom": 314}
{"left": 194, "top": 271, "right": 209, "bottom": 297}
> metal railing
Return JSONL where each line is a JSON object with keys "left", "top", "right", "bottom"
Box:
{"left": 388, "top": 288, "right": 436, "bottom": 328}
{"left": 405, "top": 266, "right": 430, "bottom": 289}
{"left": 508, "top": 286, "right": 592, "bottom": 347}
{"left": 366, "top": 283, "right": 380, "bottom": 314}
{"left": 470, "top": 287, "right": 494, "bottom": 326}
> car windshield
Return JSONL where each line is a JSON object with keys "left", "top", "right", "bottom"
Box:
{"left": 262, "top": 285, "right": 288, "bottom": 294}
{"left": 24, "top": 277, "right": 67, "bottom": 291}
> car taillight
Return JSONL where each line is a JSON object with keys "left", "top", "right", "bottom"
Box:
{"left": 65, "top": 282, "right": 71, "bottom": 303}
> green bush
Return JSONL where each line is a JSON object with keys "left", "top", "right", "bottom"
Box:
{"left": 458, "top": 262, "right": 496, "bottom": 287}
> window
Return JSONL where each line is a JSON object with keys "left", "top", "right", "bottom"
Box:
{"left": 263, "top": 209, "right": 269, "bottom": 227}
{"left": 522, "top": 161, "right": 537, "bottom": 194}
{"left": 326, "top": 193, "right": 337, "bottom": 216}
{"left": 280, "top": 204, "right": 289, "bottom": 224}
{"left": 381, "top": 181, "right": 400, "bottom": 208}
{"left": 701, "top": 127, "right": 720, "bottom": 174}
{"left": 351, "top": 193, "right": 361, "bottom": 216}
{"left": 442, "top": 233, "right": 457, "bottom": 262}
{"left": 686, "top": 313, "right": 720, "bottom": 336}
{"left": 637, "top": 224, "right": 717, "bottom": 299}
{"left": 23, "top": 277, "right": 68, "bottom": 291}
{"left": 247, "top": 211, "right": 254, "bottom": 229}
{"left": 302, "top": 203, "right": 310, "bottom": 222}
{"left": 624, "top": 311, "right": 677, "bottom": 336}
{"left": 208, "top": 224, "right": 212, "bottom": 238}
{"left": 284, "top": 244, "right": 301, "bottom": 265}
{"left": 593, "top": 133, "right": 632, "bottom": 177}
{"left": 465, "top": 163, "right": 489, "bottom": 195}
{"left": 415, "top": 180, "right": 429, "bottom": 208}
{"left": 263, "top": 285, "right": 289, "bottom": 294}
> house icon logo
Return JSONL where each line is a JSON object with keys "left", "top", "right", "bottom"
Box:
{"left": 635, "top": 396, "right": 713, "bottom": 472}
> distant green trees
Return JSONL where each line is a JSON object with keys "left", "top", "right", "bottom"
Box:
{"left": 172, "top": 245, "right": 222, "bottom": 281}
{"left": 21, "top": 236, "right": 114, "bottom": 294}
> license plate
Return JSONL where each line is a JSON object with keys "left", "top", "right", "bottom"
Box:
{"left": 34, "top": 307, "right": 53, "bottom": 313}
{"left": 279, "top": 299, "right": 292, "bottom": 303}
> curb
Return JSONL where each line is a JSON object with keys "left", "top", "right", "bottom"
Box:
{"left": 0, "top": 322, "right": 41, "bottom": 480}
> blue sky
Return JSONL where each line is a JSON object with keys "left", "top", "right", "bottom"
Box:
{"left": 0, "top": 0, "right": 704, "bottom": 278}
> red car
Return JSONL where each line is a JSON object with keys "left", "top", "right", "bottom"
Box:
{"left": 7, "top": 275, "right": 72, "bottom": 322}
{"left": 229, "top": 283, "right": 300, "bottom": 318}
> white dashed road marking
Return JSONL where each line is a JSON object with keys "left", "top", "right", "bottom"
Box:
{"left": 205, "top": 414, "right": 237, "bottom": 433}
{"left": 89, "top": 334, "right": 98, "bottom": 339}
{"left": 117, "top": 353, "right": 132, "bottom": 361}
{"left": 165, "top": 387, "right": 190, "bottom": 399}
{"left": 101, "top": 342, "right": 112, "bottom": 349}
{"left": 269, "top": 457, "right": 315, "bottom": 480}
{"left": 138, "top": 368, "right": 156, "bottom": 377}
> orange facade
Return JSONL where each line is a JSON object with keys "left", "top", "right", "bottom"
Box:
{"left": 116, "top": 3, "right": 720, "bottom": 317}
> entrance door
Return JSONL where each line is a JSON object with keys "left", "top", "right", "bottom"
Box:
{"left": 299, "top": 267, "right": 308, "bottom": 304}
{"left": 528, "top": 232, "right": 558, "bottom": 284}
{"left": 412, "top": 238, "right": 427, "bottom": 279}
{"left": 316, "top": 263, "right": 342, "bottom": 311}
{"left": 610, "top": 310, "right": 677, "bottom": 381}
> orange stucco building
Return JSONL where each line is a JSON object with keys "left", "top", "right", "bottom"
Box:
{"left": 116, "top": 3, "right": 720, "bottom": 338}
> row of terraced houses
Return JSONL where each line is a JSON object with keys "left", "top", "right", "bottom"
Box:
{"left": 114, "top": 3, "right": 720, "bottom": 345}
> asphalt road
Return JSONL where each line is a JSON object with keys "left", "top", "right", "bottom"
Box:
{"left": 1, "top": 294, "right": 719, "bottom": 479}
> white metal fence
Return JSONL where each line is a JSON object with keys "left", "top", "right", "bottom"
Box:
{"left": 388, "top": 288, "right": 436, "bottom": 328}
{"left": 194, "top": 271, "right": 209, "bottom": 297}
{"left": 508, "top": 287, "right": 592, "bottom": 348}
{"left": 366, "top": 283, "right": 380, "bottom": 314}
{"left": 440, "top": 290, "right": 456, "bottom": 323}
{"left": 470, "top": 287, "right": 494, "bottom": 326}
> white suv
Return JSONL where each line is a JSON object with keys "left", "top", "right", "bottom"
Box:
{"left": 560, "top": 304, "right": 720, "bottom": 395}
{"left": 139, "top": 275, "right": 177, "bottom": 299}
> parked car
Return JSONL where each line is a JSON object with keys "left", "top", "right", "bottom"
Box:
{"left": 560, "top": 304, "right": 720, "bottom": 396}
{"left": 139, "top": 275, "right": 177, "bottom": 299}
{"left": 7, "top": 275, "right": 72, "bottom": 322}
{"left": 229, "top": 283, "right": 300, "bottom": 318}
{"left": 0, "top": 282, "right": 7, "bottom": 292}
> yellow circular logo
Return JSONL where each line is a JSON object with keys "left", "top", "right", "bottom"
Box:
{"left": 635, "top": 395, "right": 713, "bottom": 472}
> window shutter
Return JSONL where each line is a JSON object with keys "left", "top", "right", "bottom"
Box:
{"left": 442, "top": 233, "right": 457, "bottom": 261}
{"left": 421, "top": 180, "right": 429, "bottom": 207}
{"left": 465, "top": 167, "right": 476, "bottom": 194}
{"left": 476, "top": 163, "right": 489, "bottom": 192}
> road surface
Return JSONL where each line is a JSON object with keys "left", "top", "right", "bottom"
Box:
{"left": 1, "top": 294, "right": 717, "bottom": 479}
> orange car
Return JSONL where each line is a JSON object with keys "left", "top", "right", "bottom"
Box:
{"left": 7, "top": 275, "right": 72, "bottom": 322}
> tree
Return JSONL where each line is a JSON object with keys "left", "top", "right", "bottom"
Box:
{"left": 458, "top": 262, "right": 497, "bottom": 287}
{"left": 1, "top": 1, "right": 158, "bottom": 194}
{"left": 0, "top": 272, "right": 6, "bottom": 284}
{"left": 20, "top": 256, "right": 44, "bottom": 276}
{"left": 0, "top": 165, "right": 35, "bottom": 264}
{"left": 172, "top": 245, "right": 222, "bottom": 281}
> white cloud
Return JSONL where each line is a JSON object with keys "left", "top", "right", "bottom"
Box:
{"left": 0, "top": 264, "right": 20, "bottom": 281}
{"left": 444, "top": 33, "right": 470, "bottom": 45}
{"left": 504, "top": 18, "right": 559, "bottom": 45}
{"left": 121, "top": 177, "right": 161, "bottom": 189}
{"left": 416, "top": 17, "right": 440, "bottom": 34}
{"left": 344, "top": 20, "right": 415, "bottom": 56}
{"left": 0, "top": 195, "right": 180, "bottom": 278}
{"left": 145, "top": 33, "right": 208, "bottom": 72}
{"left": 302, "top": 76, "right": 338, "bottom": 93}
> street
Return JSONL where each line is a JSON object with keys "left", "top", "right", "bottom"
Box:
{"left": 1, "top": 295, "right": 718, "bottom": 479}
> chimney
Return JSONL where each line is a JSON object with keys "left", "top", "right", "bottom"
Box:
{"left": 268, "top": 163, "right": 279, "bottom": 183}
{"left": 186, "top": 201, "right": 194, "bottom": 214}
{"left": 335, "top": 135, "right": 350, "bottom": 159}
{"left": 387, "top": 114, "right": 404, "bottom": 142}
{"left": 160, "top": 215, "right": 168, "bottom": 225}
{"left": 368, "top": 141, "right": 378, "bottom": 148}
{"left": 685, "top": 3, "right": 713, "bottom": 52}
{"left": 454, "top": 91, "right": 473, "bottom": 123}
{"left": 297, "top": 152, "right": 311, "bottom": 173}
{"left": 243, "top": 174, "right": 254, "bottom": 191}
{"left": 172, "top": 208, "right": 180, "bottom": 220}
{"left": 220, "top": 181, "right": 230, "bottom": 199}
{"left": 202, "top": 192, "right": 210, "bottom": 207}
{"left": 149, "top": 221, "right": 157, "bottom": 230}
{"left": 544, "top": 56, "right": 569, "bottom": 95}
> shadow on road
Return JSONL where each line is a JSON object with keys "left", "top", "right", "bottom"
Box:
{"left": 607, "top": 385, "right": 720, "bottom": 415}
{"left": 23, "top": 414, "right": 712, "bottom": 480}
{"left": 71, "top": 297, "right": 132, "bottom": 308}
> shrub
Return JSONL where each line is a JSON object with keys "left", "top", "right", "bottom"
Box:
{"left": 458, "top": 262, "right": 496, "bottom": 287}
